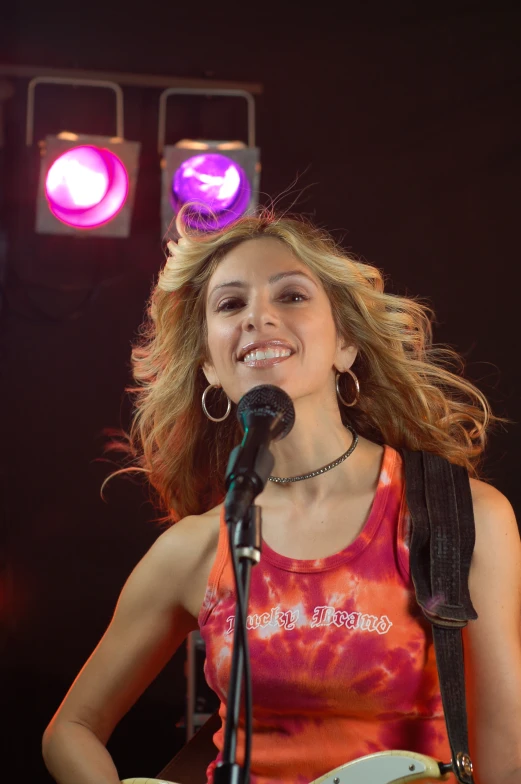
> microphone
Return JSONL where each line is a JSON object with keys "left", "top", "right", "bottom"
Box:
{"left": 224, "top": 385, "right": 295, "bottom": 525}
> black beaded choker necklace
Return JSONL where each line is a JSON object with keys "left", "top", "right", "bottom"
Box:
{"left": 268, "top": 425, "right": 358, "bottom": 484}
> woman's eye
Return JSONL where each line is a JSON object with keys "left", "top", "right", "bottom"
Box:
{"left": 216, "top": 291, "right": 308, "bottom": 312}
{"left": 216, "top": 298, "right": 244, "bottom": 312}
{"left": 280, "top": 290, "right": 308, "bottom": 303}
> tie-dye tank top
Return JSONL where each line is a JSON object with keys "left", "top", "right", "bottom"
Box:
{"left": 199, "top": 445, "right": 454, "bottom": 783}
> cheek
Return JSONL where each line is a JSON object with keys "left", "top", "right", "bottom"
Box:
{"left": 302, "top": 313, "right": 337, "bottom": 353}
{"left": 206, "top": 319, "right": 237, "bottom": 368}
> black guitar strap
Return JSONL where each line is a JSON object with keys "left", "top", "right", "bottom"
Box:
{"left": 402, "top": 449, "right": 478, "bottom": 784}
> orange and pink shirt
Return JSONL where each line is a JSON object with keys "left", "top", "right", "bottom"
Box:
{"left": 199, "top": 445, "right": 454, "bottom": 783}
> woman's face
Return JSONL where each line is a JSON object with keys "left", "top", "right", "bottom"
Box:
{"left": 203, "top": 237, "right": 356, "bottom": 406}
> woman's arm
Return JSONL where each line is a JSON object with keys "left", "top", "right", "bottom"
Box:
{"left": 42, "top": 516, "right": 208, "bottom": 784}
{"left": 464, "top": 480, "right": 521, "bottom": 784}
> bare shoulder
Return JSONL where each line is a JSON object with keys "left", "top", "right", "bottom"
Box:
{"left": 467, "top": 477, "right": 521, "bottom": 606}
{"left": 147, "top": 504, "right": 222, "bottom": 619}
{"left": 468, "top": 477, "right": 519, "bottom": 538}
{"left": 470, "top": 475, "right": 511, "bottom": 505}
{"left": 102, "top": 505, "right": 222, "bottom": 630}
{"left": 152, "top": 505, "right": 221, "bottom": 568}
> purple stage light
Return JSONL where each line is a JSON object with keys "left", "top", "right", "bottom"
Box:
{"left": 171, "top": 153, "right": 251, "bottom": 230}
{"left": 45, "top": 145, "right": 129, "bottom": 229}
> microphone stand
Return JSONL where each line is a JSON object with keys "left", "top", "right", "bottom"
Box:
{"left": 214, "top": 385, "right": 294, "bottom": 783}
{"left": 213, "top": 505, "right": 262, "bottom": 784}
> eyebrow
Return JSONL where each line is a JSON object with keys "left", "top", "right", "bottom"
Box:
{"left": 208, "top": 270, "right": 316, "bottom": 298}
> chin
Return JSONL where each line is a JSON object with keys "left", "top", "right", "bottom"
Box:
{"left": 233, "top": 376, "right": 292, "bottom": 402}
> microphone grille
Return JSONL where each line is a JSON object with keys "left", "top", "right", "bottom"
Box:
{"left": 237, "top": 384, "right": 295, "bottom": 440}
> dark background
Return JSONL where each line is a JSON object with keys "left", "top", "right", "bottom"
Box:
{"left": 0, "top": 3, "right": 519, "bottom": 780}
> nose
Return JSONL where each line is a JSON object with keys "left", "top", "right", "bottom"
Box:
{"left": 242, "top": 291, "right": 279, "bottom": 332}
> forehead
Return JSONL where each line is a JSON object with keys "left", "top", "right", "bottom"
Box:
{"left": 209, "top": 236, "right": 313, "bottom": 283}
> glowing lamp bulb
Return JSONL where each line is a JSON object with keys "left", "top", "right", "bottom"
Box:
{"left": 172, "top": 153, "right": 251, "bottom": 230}
{"left": 45, "top": 146, "right": 129, "bottom": 229}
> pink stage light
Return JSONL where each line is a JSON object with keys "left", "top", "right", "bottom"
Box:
{"left": 45, "top": 146, "right": 129, "bottom": 229}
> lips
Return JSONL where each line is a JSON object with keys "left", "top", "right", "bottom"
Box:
{"left": 238, "top": 340, "right": 295, "bottom": 362}
{"left": 243, "top": 348, "right": 292, "bottom": 363}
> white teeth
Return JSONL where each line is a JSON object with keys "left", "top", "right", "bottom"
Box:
{"left": 243, "top": 347, "right": 292, "bottom": 362}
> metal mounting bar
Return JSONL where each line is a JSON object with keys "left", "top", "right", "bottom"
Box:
{"left": 158, "top": 87, "right": 256, "bottom": 155}
{"left": 0, "top": 62, "right": 262, "bottom": 94}
{"left": 26, "top": 76, "right": 124, "bottom": 146}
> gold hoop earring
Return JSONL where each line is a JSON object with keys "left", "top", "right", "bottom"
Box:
{"left": 336, "top": 369, "right": 360, "bottom": 408}
{"left": 202, "top": 383, "right": 232, "bottom": 422}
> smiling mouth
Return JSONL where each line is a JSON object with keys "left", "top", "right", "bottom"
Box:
{"left": 242, "top": 347, "right": 292, "bottom": 363}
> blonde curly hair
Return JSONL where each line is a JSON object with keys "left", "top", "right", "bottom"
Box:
{"left": 118, "top": 209, "right": 494, "bottom": 522}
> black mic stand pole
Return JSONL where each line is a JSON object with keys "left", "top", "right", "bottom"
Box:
{"left": 213, "top": 505, "right": 262, "bottom": 784}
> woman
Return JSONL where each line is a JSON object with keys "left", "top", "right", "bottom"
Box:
{"left": 42, "top": 211, "right": 521, "bottom": 784}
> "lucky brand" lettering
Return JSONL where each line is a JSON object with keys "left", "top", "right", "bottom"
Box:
{"left": 225, "top": 606, "right": 299, "bottom": 635}
{"left": 225, "top": 605, "right": 392, "bottom": 636}
{"left": 311, "top": 606, "right": 393, "bottom": 634}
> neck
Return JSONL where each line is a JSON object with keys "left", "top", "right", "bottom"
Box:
{"left": 259, "top": 397, "right": 359, "bottom": 505}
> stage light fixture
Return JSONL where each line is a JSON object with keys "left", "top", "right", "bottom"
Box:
{"left": 171, "top": 151, "right": 250, "bottom": 229}
{"left": 44, "top": 141, "right": 129, "bottom": 229}
{"left": 27, "top": 77, "right": 140, "bottom": 238}
{"left": 158, "top": 88, "right": 260, "bottom": 235}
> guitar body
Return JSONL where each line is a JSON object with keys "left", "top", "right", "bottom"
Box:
{"left": 122, "top": 748, "right": 450, "bottom": 784}
{"left": 310, "top": 750, "right": 448, "bottom": 783}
